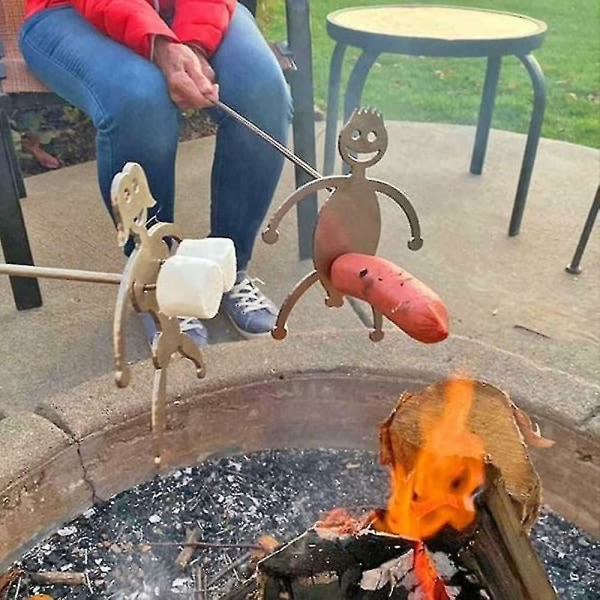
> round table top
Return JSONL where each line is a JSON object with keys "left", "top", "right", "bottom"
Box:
{"left": 327, "top": 5, "right": 547, "bottom": 57}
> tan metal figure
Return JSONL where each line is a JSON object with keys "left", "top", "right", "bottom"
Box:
{"left": 111, "top": 163, "right": 206, "bottom": 465}
{"left": 262, "top": 108, "right": 424, "bottom": 341}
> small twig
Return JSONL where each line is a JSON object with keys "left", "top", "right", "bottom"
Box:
{"left": 194, "top": 566, "right": 207, "bottom": 600}
{"left": 13, "top": 576, "right": 21, "bottom": 600}
{"left": 223, "top": 552, "right": 242, "bottom": 583}
{"left": 84, "top": 569, "right": 93, "bottom": 594}
{"left": 206, "top": 552, "right": 251, "bottom": 589}
{"left": 176, "top": 527, "right": 202, "bottom": 571}
{"left": 28, "top": 571, "right": 86, "bottom": 586}
{"left": 513, "top": 324, "right": 552, "bottom": 339}
{"left": 148, "top": 541, "right": 261, "bottom": 551}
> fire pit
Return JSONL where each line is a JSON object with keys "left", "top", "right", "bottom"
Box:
{"left": 1, "top": 357, "right": 598, "bottom": 599}
{"left": 1, "top": 449, "right": 596, "bottom": 599}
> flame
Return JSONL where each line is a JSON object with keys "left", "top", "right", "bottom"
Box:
{"left": 376, "top": 378, "right": 485, "bottom": 540}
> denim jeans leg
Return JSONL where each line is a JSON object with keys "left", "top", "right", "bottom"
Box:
{"left": 19, "top": 7, "right": 179, "bottom": 225}
{"left": 208, "top": 5, "right": 293, "bottom": 272}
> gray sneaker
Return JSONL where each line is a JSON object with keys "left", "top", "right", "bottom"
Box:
{"left": 139, "top": 313, "right": 209, "bottom": 348}
{"left": 221, "top": 275, "right": 278, "bottom": 338}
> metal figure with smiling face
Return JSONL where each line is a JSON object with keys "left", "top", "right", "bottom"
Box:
{"left": 262, "top": 108, "right": 424, "bottom": 341}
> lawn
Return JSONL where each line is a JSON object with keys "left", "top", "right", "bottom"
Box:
{"left": 260, "top": 0, "right": 600, "bottom": 148}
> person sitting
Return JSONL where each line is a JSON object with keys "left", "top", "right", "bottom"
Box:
{"left": 20, "top": 0, "right": 293, "bottom": 344}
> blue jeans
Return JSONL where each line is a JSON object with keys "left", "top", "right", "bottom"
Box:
{"left": 20, "top": 4, "right": 292, "bottom": 270}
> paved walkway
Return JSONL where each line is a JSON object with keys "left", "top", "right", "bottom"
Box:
{"left": 1, "top": 122, "right": 598, "bottom": 428}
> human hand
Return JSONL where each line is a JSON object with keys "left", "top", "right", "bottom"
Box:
{"left": 154, "top": 37, "right": 218, "bottom": 110}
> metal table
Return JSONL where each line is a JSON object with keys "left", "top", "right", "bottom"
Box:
{"left": 323, "top": 5, "right": 547, "bottom": 236}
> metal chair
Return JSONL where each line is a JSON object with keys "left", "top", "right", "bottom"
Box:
{"left": 566, "top": 185, "right": 599, "bottom": 274}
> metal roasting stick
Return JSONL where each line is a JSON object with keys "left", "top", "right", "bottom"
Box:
{"left": 215, "top": 100, "right": 322, "bottom": 181}
{"left": 0, "top": 263, "right": 122, "bottom": 284}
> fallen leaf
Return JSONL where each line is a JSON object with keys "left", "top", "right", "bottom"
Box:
{"left": 434, "top": 68, "right": 453, "bottom": 80}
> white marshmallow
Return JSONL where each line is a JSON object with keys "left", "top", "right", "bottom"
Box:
{"left": 156, "top": 255, "right": 224, "bottom": 319}
{"left": 176, "top": 238, "right": 236, "bottom": 292}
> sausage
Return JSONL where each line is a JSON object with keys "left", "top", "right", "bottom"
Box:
{"left": 330, "top": 253, "right": 449, "bottom": 343}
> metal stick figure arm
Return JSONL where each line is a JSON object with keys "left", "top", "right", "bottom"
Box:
{"left": 372, "top": 179, "right": 424, "bottom": 250}
{"left": 147, "top": 221, "right": 182, "bottom": 243}
{"left": 262, "top": 176, "right": 346, "bottom": 244}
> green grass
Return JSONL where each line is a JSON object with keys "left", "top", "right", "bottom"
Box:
{"left": 261, "top": 0, "right": 600, "bottom": 148}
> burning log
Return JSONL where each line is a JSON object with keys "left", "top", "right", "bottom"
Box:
{"left": 379, "top": 378, "right": 553, "bottom": 529}
{"left": 228, "top": 469, "right": 555, "bottom": 599}
{"left": 457, "top": 465, "right": 557, "bottom": 600}
{"left": 226, "top": 378, "right": 557, "bottom": 600}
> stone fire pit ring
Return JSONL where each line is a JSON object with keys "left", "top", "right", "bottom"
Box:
{"left": 1, "top": 329, "right": 598, "bottom": 569}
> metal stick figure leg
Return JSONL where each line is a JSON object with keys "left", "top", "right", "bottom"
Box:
{"left": 152, "top": 368, "right": 167, "bottom": 466}
{"left": 178, "top": 336, "right": 207, "bottom": 379}
{"left": 369, "top": 308, "right": 384, "bottom": 342}
{"left": 272, "top": 270, "right": 320, "bottom": 340}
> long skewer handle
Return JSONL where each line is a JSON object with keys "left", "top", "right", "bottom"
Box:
{"left": 0, "top": 263, "right": 121, "bottom": 285}
{"left": 215, "top": 100, "right": 322, "bottom": 181}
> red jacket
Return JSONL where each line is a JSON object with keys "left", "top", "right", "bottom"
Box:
{"left": 25, "top": 0, "right": 237, "bottom": 58}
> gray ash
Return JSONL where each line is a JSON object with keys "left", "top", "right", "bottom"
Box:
{"left": 7, "top": 449, "right": 599, "bottom": 599}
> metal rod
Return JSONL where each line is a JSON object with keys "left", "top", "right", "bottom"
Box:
{"left": 0, "top": 263, "right": 122, "bottom": 285}
{"left": 215, "top": 100, "right": 322, "bottom": 181}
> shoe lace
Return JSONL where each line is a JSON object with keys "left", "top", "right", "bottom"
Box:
{"left": 178, "top": 317, "right": 204, "bottom": 333}
{"left": 228, "top": 277, "right": 273, "bottom": 314}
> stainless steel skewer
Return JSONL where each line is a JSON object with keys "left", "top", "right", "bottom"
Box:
{"left": 0, "top": 263, "right": 121, "bottom": 284}
{"left": 215, "top": 100, "right": 322, "bottom": 181}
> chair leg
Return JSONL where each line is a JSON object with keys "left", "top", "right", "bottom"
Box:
{"left": 470, "top": 55, "right": 502, "bottom": 175}
{"left": 566, "top": 186, "right": 600, "bottom": 274}
{"left": 0, "top": 109, "right": 42, "bottom": 309}
{"left": 508, "top": 54, "right": 546, "bottom": 237}
{"left": 286, "top": 0, "right": 318, "bottom": 261}
{"left": 323, "top": 42, "right": 347, "bottom": 176}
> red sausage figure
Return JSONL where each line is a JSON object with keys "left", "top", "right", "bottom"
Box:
{"left": 330, "top": 254, "right": 449, "bottom": 344}
{"left": 263, "top": 108, "right": 448, "bottom": 343}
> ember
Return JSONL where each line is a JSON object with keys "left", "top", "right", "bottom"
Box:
{"left": 413, "top": 541, "right": 451, "bottom": 600}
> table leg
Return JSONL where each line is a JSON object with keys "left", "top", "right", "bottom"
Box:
{"left": 323, "top": 42, "right": 347, "bottom": 175}
{"left": 509, "top": 54, "right": 546, "bottom": 236}
{"left": 566, "top": 185, "right": 599, "bottom": 274}
{"left": 344, "top": 50, "right": 380, "bottom": 120}
{"left": 343, "top": 50, "right": 379, "bottom": 174}
{"left": 470, "top": 55, "right": 502, "bottom": 175}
